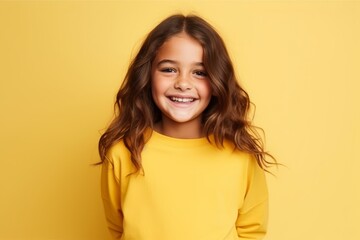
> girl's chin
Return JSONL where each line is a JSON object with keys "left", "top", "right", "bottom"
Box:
{"left": 162, "top": 114, "right": 202, "bottom": 125}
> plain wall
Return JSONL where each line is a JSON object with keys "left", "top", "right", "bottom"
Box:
{"left": 0, "top": 1, "right": 359, "bottom": 239}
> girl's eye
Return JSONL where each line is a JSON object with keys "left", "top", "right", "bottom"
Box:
{"left": 194, "top": 71, "right": 207, "bottom": 77}
{"left": 160, "top": 68, "right": 176, "bottom": 73}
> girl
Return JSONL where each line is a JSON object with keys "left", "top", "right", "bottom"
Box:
{"left": 99, "top": 14, "right": 276, "bottom": 240}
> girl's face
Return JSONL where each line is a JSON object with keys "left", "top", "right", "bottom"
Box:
{"left": 151, "top": 32, "right": 212, "bottom": 137}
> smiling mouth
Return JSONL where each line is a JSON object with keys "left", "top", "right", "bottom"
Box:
{"left": 169, "top": 97, "right": 195, "bottom": 103}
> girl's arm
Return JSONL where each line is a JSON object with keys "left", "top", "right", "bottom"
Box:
{"left": 236, "top": 200, "right": 268, "bottom": 239}
{"left": 101, "top": 158, "right": 123, "bottom": 239}
{"left": 236, "top": 159, "right": 269, "bottom": 239}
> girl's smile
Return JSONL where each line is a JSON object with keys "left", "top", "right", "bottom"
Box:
{"left": 151, "top": 32, "right": 212, "bottom": 137}
{"left": 168, "top": 96, "right": 195, "bottom": 103}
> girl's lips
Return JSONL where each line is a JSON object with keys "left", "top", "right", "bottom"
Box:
{"left": 169, "top": 96, "right": 195, "bottom": 103}
{"left": 166, "top": 96, "right": 198, "bottom": 107}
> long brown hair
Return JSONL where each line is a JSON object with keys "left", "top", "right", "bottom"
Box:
{"left": 99, "top": 14, "right": 276, "bottom": 170}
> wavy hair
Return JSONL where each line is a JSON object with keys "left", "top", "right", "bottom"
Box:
{"left": 98, "top": 14, "right": 276, "bottom": 171}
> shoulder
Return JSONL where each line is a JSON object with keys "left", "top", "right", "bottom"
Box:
{"left": 106, "top": 140, "right": 130, "bottom": 163}
{"left": 222, "top": 139, "right": 253, "bottom": 161}
{"left": 222, "top": 139, "right": 264, "bottom": 173}
{"left": 105, "top": 140, "right": 136, "bottom": 175}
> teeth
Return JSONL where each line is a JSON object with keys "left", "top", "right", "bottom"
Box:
{"left": 170, "top": 97, "right": 194, "bottom": 103}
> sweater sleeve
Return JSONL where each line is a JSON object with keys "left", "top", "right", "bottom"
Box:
{"left": 236, "top": 158, "right": 269, "bottom": 240}
{"left": 101, "top": 156, "right": 123, "bottom": 239}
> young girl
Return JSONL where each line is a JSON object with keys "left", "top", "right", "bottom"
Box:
{"left": 99, "top": 14, "right": 276, "bottom": 240}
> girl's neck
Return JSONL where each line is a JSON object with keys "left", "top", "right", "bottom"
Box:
{"left": 154, "top": 120, "right": 205, "bottom": 139}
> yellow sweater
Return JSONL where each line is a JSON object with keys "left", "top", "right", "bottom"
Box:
{"left": 101, "top": 130, "right": 268, "bottom": 240}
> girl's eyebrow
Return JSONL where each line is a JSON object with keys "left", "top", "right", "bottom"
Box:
{"left": 157, "top": 59, "right": 177, "bottom": 66}
{"left": 156, "top": 59, "right": 204, "bottom": 67}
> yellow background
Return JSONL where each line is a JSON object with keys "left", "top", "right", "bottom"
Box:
{"left": 0, "top": 0, "right": 359, "bottom": 239}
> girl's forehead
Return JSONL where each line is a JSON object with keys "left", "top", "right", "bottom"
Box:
{"left": 163, "top": 32, "right": 200, "bottom": 46}
{"left": 154, "top": 33, "right": 203, "bottom": 61}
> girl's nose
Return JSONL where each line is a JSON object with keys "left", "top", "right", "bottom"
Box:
{"left": 174, "top": 74, "right": 192, "bottom": 91}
